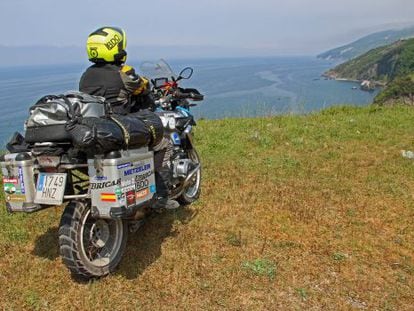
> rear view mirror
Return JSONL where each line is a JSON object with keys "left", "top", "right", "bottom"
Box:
{"left": 178, "top": 67, "right": 193, "bottom": 80}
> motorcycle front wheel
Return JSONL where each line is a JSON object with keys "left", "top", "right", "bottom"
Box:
{"left": 177, "top": 149, "right": 201, "bottom": 205}
{"left": 58, "top": 200, "right": 128, "bottom": 279}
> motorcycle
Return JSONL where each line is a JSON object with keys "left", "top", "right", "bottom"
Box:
{"left": 1, "top": 60, "right": 203, "bottom": 279}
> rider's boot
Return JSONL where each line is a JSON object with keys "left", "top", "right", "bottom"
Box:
{"left": 153, "top": 166, "right": 180, "bottom": 210}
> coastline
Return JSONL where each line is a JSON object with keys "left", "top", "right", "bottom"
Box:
{"left": 322, "top": 71, "right": 387, "bottom": 87}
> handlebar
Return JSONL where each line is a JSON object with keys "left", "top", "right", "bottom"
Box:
{"left": 173, "top": 90, "right": 204, "bottom": 101}
{"left": 190, "top": 93, "right": 204, "bottom": 101}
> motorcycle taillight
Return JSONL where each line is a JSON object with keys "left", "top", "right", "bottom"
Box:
{"left": 37, "top": 156, "right": 61, "bottom": 167}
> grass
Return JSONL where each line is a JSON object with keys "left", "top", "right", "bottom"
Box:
{"left": 242, "top": 259, "right": 276, "bottom": 280}
{"left": 1, "top": 105, "right": 414, "bottom": 310}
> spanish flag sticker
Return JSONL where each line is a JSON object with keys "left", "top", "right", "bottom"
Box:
{"left": 101, "top": 193, "right": 117, "bottom": 202}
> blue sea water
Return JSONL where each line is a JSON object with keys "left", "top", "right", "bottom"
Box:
{"left": 0, "top": 57, "right": 378, "bottom": 146}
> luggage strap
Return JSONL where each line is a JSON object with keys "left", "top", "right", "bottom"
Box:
{"left": 110, "top": 116, "right": 130, "bottom": 147}
{"left": 141, "top": 119, "right": 156, "bottom": 146}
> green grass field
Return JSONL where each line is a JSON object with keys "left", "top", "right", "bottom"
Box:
{"left": 1, "top": 105, "right": 414, "bottom": 310}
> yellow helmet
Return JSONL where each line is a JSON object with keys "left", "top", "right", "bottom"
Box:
{"left": 86, "top": 27, "right": 127, "bottom": 63}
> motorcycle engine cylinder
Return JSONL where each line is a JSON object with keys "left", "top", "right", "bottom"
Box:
{"left": 172, "top": 159, "right": 194, "bottom": 179}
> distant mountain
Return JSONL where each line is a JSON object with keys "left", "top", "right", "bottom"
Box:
{"left": 0, "top": 44, "right": 283, "bottom": 67}
{"left": 318, "top": 26, "right": 414, "bottom": 61}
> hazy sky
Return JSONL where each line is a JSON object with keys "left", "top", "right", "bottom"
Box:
{"left": 1, "top": 0, "right": 413, "bottom": 54}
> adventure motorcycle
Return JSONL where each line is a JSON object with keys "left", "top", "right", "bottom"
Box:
{"left": 1, "top": 61, "right": 203, "bottom": 279}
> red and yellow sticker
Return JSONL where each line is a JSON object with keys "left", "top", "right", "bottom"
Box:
{"left": 100, "top": 193, "right": 117, "bottom": 202}
{"left": 136, "top": 188, "right": 149, "bottom": 199}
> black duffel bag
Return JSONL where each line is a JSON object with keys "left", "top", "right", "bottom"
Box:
{"left": 66, "top": 117, "right": 125, "bottom": 155}
{"left": 111, "top": 110, "right": 164, "bottom": 148}
{"left": 67, "top": 110, "right": 164, "bottom": 155}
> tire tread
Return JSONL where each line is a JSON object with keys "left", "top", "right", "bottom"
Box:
{"left": 58, "top": 201, "right": 127, "bottom": 279}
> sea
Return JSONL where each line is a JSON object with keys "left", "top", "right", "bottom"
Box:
{"left": 0, "top": 56, "right": 378, "bottom": 146}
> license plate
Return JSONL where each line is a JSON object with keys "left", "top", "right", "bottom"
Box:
{"left": 34, "top": 173, "right": 67, "bottom": 205}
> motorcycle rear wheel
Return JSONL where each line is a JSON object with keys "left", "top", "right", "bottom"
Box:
{"left": 58, "top": 200, "right": 128, "bottom": 279}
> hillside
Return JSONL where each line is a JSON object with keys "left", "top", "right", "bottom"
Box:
{"left": 318, "top": 26, "right": 414, "bottom": 61}
{"left": 374, "top": 74, "right": 414, "bottom": 105}
{"left": 1, "top": 106, "right": 414, "bottom": 310}
{"left": 324, "top": 38, "right": 414, "bottom": 83}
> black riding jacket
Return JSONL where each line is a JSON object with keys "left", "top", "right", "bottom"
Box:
{"left": 79, "top": 63, "right": 154, "bottom": 114}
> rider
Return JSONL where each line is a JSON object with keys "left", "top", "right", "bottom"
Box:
{"left": 79, "top": 26, "right": 179, "bottom": 210}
